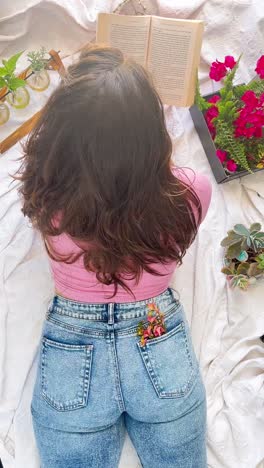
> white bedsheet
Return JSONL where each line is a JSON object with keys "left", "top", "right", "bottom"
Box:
{"left": 0, "top": 1, "right": 264, "bottom": 467}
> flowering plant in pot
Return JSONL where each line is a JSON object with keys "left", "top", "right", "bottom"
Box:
{"left": 0, "top": 51, "right": 29, "bottom": 112}
{"left": 221, "top": 223, "right": 264, "bottom": 290}
{"left": 195, "top": 55, "right": 264, "bottom": 176}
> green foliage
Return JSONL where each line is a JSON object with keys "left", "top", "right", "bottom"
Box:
{"left": 249, "top": 79, "right": 264, "bottom": 96}
{"left": 0, "top": 51, "right": 26, "bottom": 92}
{"left": 230, "top": 274, "right": 250, "bottom": 290}
{"left": 214, "top": 121, "right": 251, "bottom": 172}
{"left": 256, "top": 143, "right": 264, "bottom": 162}
{"left": 27, "top": 47, "right": 47, "bottom": 72}
{"left": 233, "top": 84, "right": 249, "bottom": 99}
{"left": 255, "top": 253, "right": 264, "bottom": 270}
{"left": 222, "top": 56, "right": 241, "bottom": 94}
{"left": 0, "top": 51, "right": 24, "bottom": 76}
{"left": 221, "top": 223, "right": 264, "bottom": 256}
{"left": 194, "top": 73, "right": 212, "bottom": 111}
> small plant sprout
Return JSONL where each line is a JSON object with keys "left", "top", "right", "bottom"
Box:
{"left": 26, "top": 47, "right": 50, "bottom": 91}
{"left": 0, "top": 51, "right": 30, "bottom": 109}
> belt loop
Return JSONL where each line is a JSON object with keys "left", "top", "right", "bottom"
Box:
{"left": 108, "top": 303, "right": 115, "bottom": 324}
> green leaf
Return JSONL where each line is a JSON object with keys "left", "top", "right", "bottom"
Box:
{"left": 237, "top": 262, "right": 250, "bottom": 274}
{"left": 4, "top": 51, "right": 24, "bottom": 74}
{"left": 221, "top": 237, "right": 241, "bottom": 247}
{"left": 233, "top": 224, "right": 250, "bottom": 236}
{"left": 0, "top": 77, "right": 6, "bottom": 87}
{"left": 241, "top": 238, "right": 248, "bottom": 250}
{"left": 230, "top": 274, "right": 249, "bottom": 290}
{"left": 250, "top": 223, "right": 261, "bottom": 233}
{"left": 226, "top": 242, "right": 243, "bottom": 259}
{"left": 252, "top": 232, "right": 264, "bottom": 240}
{"left": 221, "top": 267, "right": 234, "bottom": 275}
{"left": 194, "top": 71, "right": 212, "bottom": 111}
{"left": 236, "top": 250, "right": 248, "bottom": 262}
{"left": 220, "top": 231, "right": 241, "bottom": 247}
{"left": 0, "top": 67, "right": 7, "bottom": 77}
{"left": 255, "top": 254, "right": 264, "bottom": 270}
{"left": 247, "top": 262, "right": 260, "bottom": 277}
{"left": 237, "top": 277, "right": 250, "bottom": 290}
{"left": 7, "top": 77, "right": 26, "bottom": 91}
{"left": 2, "top": 59, "right": 8, "bottom": 70}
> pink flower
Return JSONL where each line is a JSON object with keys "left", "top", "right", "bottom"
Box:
{"left": 153, "top": 325, "right": 165, "bottom": 337}
{"left": 147, "top": 315, "right": 156, "bottom": 323}
{"left": 209, "top": 60, "right": 227, "bottom": 81}
{"left": 207, "top": 123, "right": 216, "bottom": 139}
{"left": 255, "top": 55, "right": 264, "bottom": 79}
{"left": 234, "top": 91, "right": 264, "bottom": 139}
{"left": 205, "top": 105, "right": 219, "bottom": 139}
{"left": 208, "top": 95, "right": 221, "bottom": 104}
{"left": 224, "top": 56, "right": 236, "bottom": 69}
{"left": 259, "top": 93, "right": 264, "bottom": 106}
{"left": 216, "top": 149, "right": 227, "bottom": 163}
{"left": 241, "top": 90, "right": 258, "bottom": 108}
{"left": 205, "top": 105, "right": 219, "bottom": 122}
{"left": 143, "top": 330, "right": 150, "bottom": 338}
{"left": 147, "top": 325, "right": 153, "bottom": 336}
{"left": 226, "top": 160, "right": 238, "bottom": 172}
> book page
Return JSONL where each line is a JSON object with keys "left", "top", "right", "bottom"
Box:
{"left": 96, "top": 13, "right": 151, "bottom": 67}
{"left": 147, "top": 16, "right": 204, "bottom": 106}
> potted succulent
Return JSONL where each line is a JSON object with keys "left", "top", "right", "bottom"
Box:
{"left": 26, "top": 47, "right": 50, "bottom": 92}
{"left": 221, "top": 223, "right": 264, "bottom": 290}
{"left": 0, "top": 51, "right": 29, "bottom": 111}
{"left": 190, "top": 54, "right": 264, "bottom": 183}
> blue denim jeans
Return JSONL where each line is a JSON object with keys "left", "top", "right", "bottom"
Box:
{"left": 31, "top": 289, "right": 207, "bottom": 467}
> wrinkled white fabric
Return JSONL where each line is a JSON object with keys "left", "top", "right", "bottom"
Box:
{"left": 0, "top": 1, "right": 264, "bottom": 467}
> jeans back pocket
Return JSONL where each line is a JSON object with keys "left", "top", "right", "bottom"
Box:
{"left": 137, "top": 321, "right": 198, "bottom": 399}
{"left": 41, "top": 337, "right": 93, "bottom": 411}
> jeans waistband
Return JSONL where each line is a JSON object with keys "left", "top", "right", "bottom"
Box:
{"left": 48, "top": 288, "right": 179, "bottom": 323}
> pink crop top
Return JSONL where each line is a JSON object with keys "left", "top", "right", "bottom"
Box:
{"left": 47, "top": 167, "right": 212, "bottom": 303}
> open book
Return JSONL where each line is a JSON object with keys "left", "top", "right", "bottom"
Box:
{"left": 96, "top": 13, "right": 204, "bottom": 107}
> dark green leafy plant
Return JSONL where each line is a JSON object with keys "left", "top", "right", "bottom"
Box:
{"left": 0, "top": 51, "right": 26, "bottom": 92}
{"left": 221, "top": 223, "right": 264, "bottom": 290}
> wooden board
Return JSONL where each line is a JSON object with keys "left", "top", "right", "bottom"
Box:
{"left": 0, "top": 50, "right": 65, "bottom": 154}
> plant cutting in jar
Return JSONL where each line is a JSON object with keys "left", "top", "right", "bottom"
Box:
{"left": 26, "top": 47, "right": 50, "bottom": 91}
{"left": 221, "top": 223, "right": 264, "bottom": 290}
{"left": 0, "top": 51, "right": 30, "bottom": 110}
{"left": 195, "top": 55, "right": 264, "bottom": 175}
{"left": 0, "top": 100, "right": 9, "bottom": 125}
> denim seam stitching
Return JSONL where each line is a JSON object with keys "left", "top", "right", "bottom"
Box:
{"left": 52, "top": 288, "right": 173, "bottom": 310}
{"left": 109, "top": 331, "right": 126, "bottom": 412}
{"left": 46, "top": 316, "right": 105, "bottom": 337}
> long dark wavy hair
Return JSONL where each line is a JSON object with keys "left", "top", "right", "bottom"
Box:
{"left": 18, "top": 44, "right": 201, "bottom": 294}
